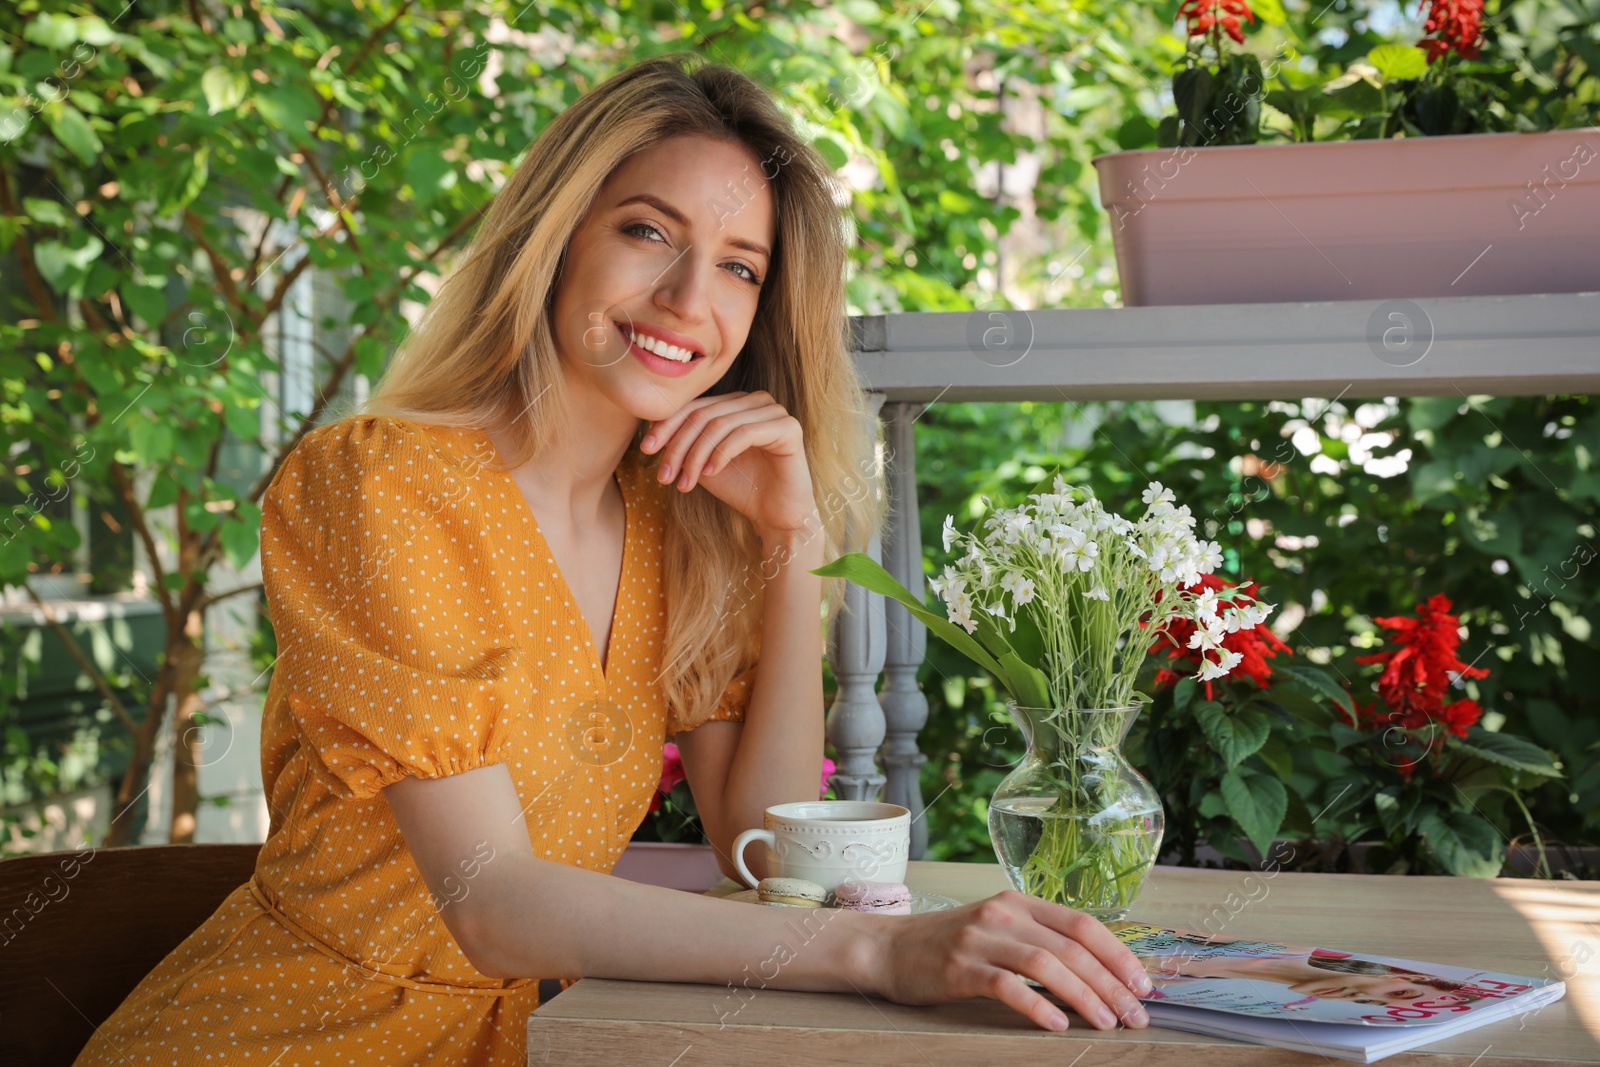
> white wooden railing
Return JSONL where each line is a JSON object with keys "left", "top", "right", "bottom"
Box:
{"left": 823, "top": 290, "right": 1600, "bottom": 858}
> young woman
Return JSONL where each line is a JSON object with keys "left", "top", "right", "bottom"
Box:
{"left": 73, "top": 55, "right": 1151, "bottom": 1066}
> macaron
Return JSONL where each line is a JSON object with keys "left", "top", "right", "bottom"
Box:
{"left": 832, "top": 879, "right": 911, "bottom": 915}
{"left": 756, "top": 877, "right": 826, "bottom": 908}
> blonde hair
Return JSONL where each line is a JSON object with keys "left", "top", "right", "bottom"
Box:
{"left": 362, "top": 53, "right": 887, "bottom": 729}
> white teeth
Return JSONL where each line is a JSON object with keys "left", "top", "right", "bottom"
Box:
{"left": 625, "top": 326, "right": 696, "bottom": 363}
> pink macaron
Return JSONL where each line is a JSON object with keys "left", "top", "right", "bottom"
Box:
{"left": 832, "top": 879, "right": 911, "bottom": 915}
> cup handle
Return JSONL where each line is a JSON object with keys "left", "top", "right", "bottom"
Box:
{"left": 731, "top": 828, "right": 774, "bottom": 889}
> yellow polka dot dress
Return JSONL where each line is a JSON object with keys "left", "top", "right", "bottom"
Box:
{"left": 73, "top": 415, "right": 756, "bottom": 1066}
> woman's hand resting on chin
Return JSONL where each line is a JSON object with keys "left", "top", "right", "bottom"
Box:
{"left": 862, "top": 889, "right": 1154, "bottom": 1032}
{"left": 639, "top": 390, "right": 817, "bottom": 543}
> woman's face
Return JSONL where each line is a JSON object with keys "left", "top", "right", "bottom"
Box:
{"left": 549, "top": 132, "right": 777, "bottom": 423}
{"left": 1288, "top": 972, "right": 1437, "bottom": 1006}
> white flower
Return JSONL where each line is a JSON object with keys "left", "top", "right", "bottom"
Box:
{"left": 1142, "top": 481, "right": 1175, "bottom": 508}
{"left": 1000, "top": 571, "right": 1036, "bottom": 606}
{"left": 942, "top": 515, "right": 958, "bottom": 553}
{"left": 1083, "top": 585, "right": 1110, "bottom": 602}
{"left": 1058, "top": 538, "right": 1100, "bottom": 573}
{"left": 1196, "top": 649, "right": 1245, "bottom": 681}
{"left": 1187, "top": 617, "right": 1227, "bottom": 651}
{"left": 946, "top": 591, "right": 978, "bottom": 634}
{"left": 1195, "top": 540, "right": 1224, "bottom": 571}
{"left": 1002, "top": 512, "right": 1034, "bottom": 543}
{"left": 1193, "top": 588, "right": 1221, "bottom": 621}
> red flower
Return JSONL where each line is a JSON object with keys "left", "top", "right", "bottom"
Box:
{"left": 1354, "top": 593, "right": 1488, "bottom": 724}
{"left": 1354, "top": 593, "right": 1490, "bottom": 773}
{"left": 1439, "top": 698, "right": 1484, "bottom": 738}
{"left": 1177, "top": 0, "right": 1256, "bottom": 44}
{"left": 1149, "top": 574, "right": 1290, "bottom": 701}
{"left": 1417, "top": 0, "right": 1484, "bottom": 62}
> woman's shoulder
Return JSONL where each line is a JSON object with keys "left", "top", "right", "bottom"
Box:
{"left": 275, "top": 414, "right": 497, "bottom": 494}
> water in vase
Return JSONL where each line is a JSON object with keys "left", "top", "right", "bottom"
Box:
{"left": 989, "top": 795, "right": 1164, "bottom": 920}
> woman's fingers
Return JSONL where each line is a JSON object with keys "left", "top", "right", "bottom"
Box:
{"left": 979, "top": 966, "right": 1074, "bottom": 1032}
{"left": 1025, "top": 930, "right": 1151, "bottom": 1028}
{"left": 1024, "top": 896, "right": 1154, "bottom": 999}
{"left": 991, "top": 941, "right": 1123, "bottom": 1030}
{"left": 641, "top": 390, "right": 771, "bottom": 475}
{"left": 673, "top": 408, "right": 787, "bottom": 489}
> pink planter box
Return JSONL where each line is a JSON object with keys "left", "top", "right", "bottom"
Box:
{"left": 1093, "top": 127, "right": 1600, "bottom": 306}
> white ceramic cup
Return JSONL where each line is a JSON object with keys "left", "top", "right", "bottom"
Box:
{"left": 731, "top": 800, "right": 910, "bottom": 893}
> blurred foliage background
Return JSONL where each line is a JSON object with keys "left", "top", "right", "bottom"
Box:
{"left": 1, "top": 0, "right": 1595, "bottom": 862}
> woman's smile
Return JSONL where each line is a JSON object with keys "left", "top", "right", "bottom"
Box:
{"left": 616, "top": 319, "right": 708, "bottom": 377}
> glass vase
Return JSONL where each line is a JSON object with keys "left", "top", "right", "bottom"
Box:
{"left": 987, "top": 702, "right": 1164, "bottom": 920}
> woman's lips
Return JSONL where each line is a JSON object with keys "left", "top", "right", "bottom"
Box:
{"left": 617, "top": 322, "right": 703, "bottom": 378}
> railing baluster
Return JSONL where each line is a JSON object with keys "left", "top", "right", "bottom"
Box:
{"left": 825, "top": 392, "right": 888, "bottom": 803}
{"left": 879, "top": 401, "right": 931, "bottom": 859}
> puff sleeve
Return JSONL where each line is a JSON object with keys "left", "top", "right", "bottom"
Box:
{"left": 260, "top": 417, "right": 532, "bottom": 801}
{"left": 665, "top": 662, "right": 758, "bottom": 738}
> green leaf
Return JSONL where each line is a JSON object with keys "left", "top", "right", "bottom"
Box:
{"left": 1220, "top": 768, "right": 1287, "bottom": 857}
{"left": 811, "top": 553, "right": 1008, "bottom": 683}
{"left": 937, "top": 189, "right": 973, "bottom": 213}
{"left": 128, "top": 416, "right": 174, "bottom": 461}
{"left": 1255, "top": 734, "right": 1294, "bottom": 781}
{"left": 405, "top": 148, "right": 454, "bottom": 207}
{"left": 1251, "top": 0, "right": 1287, "bottom": 24}
{"left": 123, "top": 284, "right": 167, "bottom": 327}
{"left": 1454, "top": 727, "right": 1564, "bottom": 778}
{"left": 812, "top": 131, "right": 850, "bottom": 170}
{"left": 43, "top": 105, "right": 101, "bottom": 165}
{"left": 1197, "top": 701, "right": 1270, "bottom": 769}
{"left": 1368, "top": 44, "right": 1429, "bottom": 82}
{"left": 22, "top": 196, "right": 72, "bottom": 227}
{"left": 158, "top": 143, "right": 210, "bottom": 217}
{"left": 1172, "top": 676, "right": 1196, "bottom": 714}
{"left": 224, "top": 399, "right": 259, "bottom": 441}
{"left": 1173, "top": 66, "right": 1215, "bottom": 137}
{"left": 997, "top": 650, "right": 1051, "bottom": 709}
{"left": 1267, "top": 681, "right": 1333, "bottom": 726}
{"left": 24, "top": 12, "right": 78, "bottom": 49}
{"left": 201, "top": 66, "right": 249, "bottom": 115}
{"left": 220, "top": 514, "right": 261, "bottom": 569}
{"left": 34, "top": 236, "right": 103, "bottom": 294}
{"left": 1417, "top": 809, "right": 1503, "bottom": 877}
{"left": 256, "top": 83, "right": 321, "bottom": 139}
{"left": 1274, "top": 663, "right": 1356, "bottom": 722}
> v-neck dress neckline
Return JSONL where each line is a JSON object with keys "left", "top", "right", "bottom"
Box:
{"left": 480, "top": 434, "right": 635, "bottom": 688}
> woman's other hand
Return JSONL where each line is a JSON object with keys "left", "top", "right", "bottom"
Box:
{"left": 866, "top": 889, "right": 1154, "bottom": 1032}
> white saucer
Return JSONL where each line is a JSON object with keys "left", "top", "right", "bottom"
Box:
{"left": 723, "top": 888, "right": 963, "bottom": 913}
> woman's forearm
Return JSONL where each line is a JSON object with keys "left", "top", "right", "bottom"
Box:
{"left": 471, "top": 850, "right": 886, "bottom": 1001}
{"left": 704, "top": 527, "right": 828, "bottom": 880}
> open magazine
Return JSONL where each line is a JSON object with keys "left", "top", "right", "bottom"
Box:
{"left": 1032, "top": 921, "right": 1567, "bottom": 1062}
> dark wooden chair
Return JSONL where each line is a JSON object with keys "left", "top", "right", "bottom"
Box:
{"left": 0, "top": 842, "right": 260, "bottom": 1067}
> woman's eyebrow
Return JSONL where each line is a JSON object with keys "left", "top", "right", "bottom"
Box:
{"left": 613, "top": 192, "right": 771, "bottom": 260}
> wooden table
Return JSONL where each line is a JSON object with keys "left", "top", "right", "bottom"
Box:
{"left": 527, "top": 860, "right": 1600, "bottom": 1065}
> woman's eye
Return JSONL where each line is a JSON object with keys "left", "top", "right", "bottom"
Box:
{"left": 624, "top": 223, "right": 760, "bottom": 285}
{"left": 624, "top": 222, "right": 666, "bottom": 244}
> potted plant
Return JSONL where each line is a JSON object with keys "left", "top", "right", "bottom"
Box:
{"left": 1093, "top": 0, "right": 1600, "bottom": 304}
{"left": 618, "top": 742, "right": 837, "bottom": 892}
{"left": 815, "top": 476, "right": 1273, "bottom": 919}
